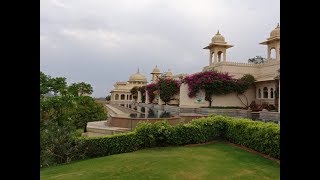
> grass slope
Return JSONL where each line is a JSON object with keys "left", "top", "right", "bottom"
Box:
{"left": 41, "top": 141, "right": 279, "bottom": 180}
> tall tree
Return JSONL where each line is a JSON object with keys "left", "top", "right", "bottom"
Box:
{"left": 68, "top": 82, "right": 93, "bottom": 96}
{"left": 40, "top": 71, "right": 67, "bottom": 97}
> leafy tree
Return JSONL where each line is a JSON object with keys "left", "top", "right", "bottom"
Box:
{"left": 130, "top": 86, "right": 139, "bottom": 100}
{"left": 157, "top": 78, "right": 180, "bottom": 104}
{"left": 40, "top": 71, "right": 68, "bottom": 97}
{"left": 70, "top": 96, "right": 108, "bottom": 129}
{"left": 105, "top": 95, "right": 111, "bottom": 101}
{"left": 40, "top": 71, "right": 106, "bottom": 167}
{"left": 248, "top": 56, "right": 266, "bottom": 64}
{"left": 68, "top": 82, "right": 93, "bottom": 96}
{"left": 138, "top": 86, "right": 146, "bottom": 103}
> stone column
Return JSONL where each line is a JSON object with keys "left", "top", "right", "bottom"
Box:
{"left": 157, "top": 110, "right": 163, "bottom": 118}
{"left": 276, "top": 47, "right": 280, "bottom": 61}
{"left": 145, "top": 91, "right": 149, "bottom": 104}
{"left": 145, "top": 107, "right": 149, "bottom": 118}
{"left": 267, "top": 48, "right": 271, "bottom": 59}
{"left": 158, "top": 95, "right": 163, "bottom": 105}
{"left": 209, "top": 51, "right": 212, "bottom": 66}
{"left": 137, "top": 91, "right": 142, "bottom": 103}
{"left": 213, "top": 52, "right": 218, "bottom": 63}
{"left": 223, "top": 50, "right": 226, "bottom": 62}
{"left": 278, "top": 79, "right": 280, "bottom": 113}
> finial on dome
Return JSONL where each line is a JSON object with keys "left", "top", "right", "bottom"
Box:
{"left": 137, "top": 68, "right": 140, "bottom": 73}
{"left": 217, "top": 30, "right": 220, "bottom": 35}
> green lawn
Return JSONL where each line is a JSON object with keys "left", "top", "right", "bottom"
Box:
{"left": 40, "top": 141, "right": 280, "bottom": 180}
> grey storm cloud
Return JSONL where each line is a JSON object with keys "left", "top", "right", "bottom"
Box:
{"left": 40, "top": 0, "right": 280, "bottom": 97}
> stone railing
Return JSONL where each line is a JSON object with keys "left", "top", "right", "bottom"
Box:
{"left": 204, "top": 59, "right": 280, "bottom": 70}
{"left": 259, "top": 110, "right": 280, "bottom": 122}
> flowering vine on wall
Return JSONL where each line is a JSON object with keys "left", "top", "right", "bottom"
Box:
{"left": 146, "top": 78, "right": 181, "bottom": 104}
{"left": 146, "top": 83, "right": 158, "bottom": 103}
{"left": 157, "top": 78, "right": 180, "bottom": 104}
{"left": 183, "top": 71, "right": 255, "bottom": 107}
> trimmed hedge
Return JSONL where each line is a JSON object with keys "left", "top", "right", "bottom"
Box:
{"left": 76, "top": 115, "right": 279, "bottom": 161}
{"left": 223, "top": 118, "right": 280, "bottom": 159}
{"left": 78, "top": 132, "right": 139, "bottom": 158}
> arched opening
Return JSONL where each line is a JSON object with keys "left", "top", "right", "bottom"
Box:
{"left": 218, "top": 51, "right": 223, "bottom": 62}
{"left": 130, "top": 95, "right": 132, "bottom": 100}
{"left": 121, "top": 94, "right": 125, "bottom": 100}
{"left": 258, "top": 89, "right": 261, "bottom": 98}
{"left": 270, "top": 88, "right": 274, "bottom": 98}
{"left": 115, "top": 94, "right": 119, "bottom": 100}
{"left": 127, "top": 94, "right": 129, "bottom": 100}
{"left": 270, "top": 48, "right": 276, "bottom": 59}
{"left": 263, "top": 87, "right": 268, "bottom": 98}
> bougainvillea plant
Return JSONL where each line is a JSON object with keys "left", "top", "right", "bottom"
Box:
{"left": 146, "top": 83, "right": 158, "bottom": 103}
{"left": 184, "top": 71, "right": 255, "bottom": 107}
{"left": 157, "top": 78, "right": 180, "bottom": 104}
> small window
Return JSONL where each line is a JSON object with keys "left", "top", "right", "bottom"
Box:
{"left": 263, "top": 87, "right": 268, "bottom": 98}
{"left": 270, "top": 88, "right": 274, "bottom": 98}
{"left": 121, "top": 94, "right": 125, "bottom": 100}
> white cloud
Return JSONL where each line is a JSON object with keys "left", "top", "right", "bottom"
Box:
{"left": 40, "top": 0, "right": 280, "bottom": 97}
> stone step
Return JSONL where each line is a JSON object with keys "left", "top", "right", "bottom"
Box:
{"left": 86, "top": 126, "right": 130, "bottom": 134}
{"left": 82, "top": 132, "right": 111, "bottom": 137}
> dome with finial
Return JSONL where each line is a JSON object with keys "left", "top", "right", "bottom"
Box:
{"left": 151, "top": 65, "right": 161, "bottom": 74}
{"left": 129, "top": 68, "right": 147, "bottom": 82}
{"left": 163, "top": 69, "right": 173, "bottom": 78}
{"left": 211, "top": 30, "right": 226, "bottom": 43}
{"left": 270, "top": 23, "right": 280, "bottom": 38}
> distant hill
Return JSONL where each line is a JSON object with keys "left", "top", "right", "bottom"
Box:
{"left": 94, "top": 97, "right": 106, "bottom": 101}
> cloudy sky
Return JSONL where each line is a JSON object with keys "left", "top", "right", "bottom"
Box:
{"left": 40, "top": 0, "right": 280, "bottom": 97}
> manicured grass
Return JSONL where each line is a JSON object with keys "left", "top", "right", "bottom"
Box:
{"left": 40, "top": 141, "right": 279, "bottom": 180}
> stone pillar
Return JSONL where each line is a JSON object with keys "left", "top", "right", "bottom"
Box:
{"left": 145, "top": 107, "right": 149, "bottom": 118}
{"left": 214, "top": 52, "right": 218, "bottom": 63}
{"left": 276, "top": 47, "right": 280, "bottom": 61}
{"left": 137, "top": 106, "right": 141, "bottom": 113}
{"left": 145, "top": 91, "right": 149, "bottom": 104}
{"left": 278, "top": 79, "right": 280, "bottom": 113}
{"left": 209, "top": 51, "right": 212, "bottom": 66}
{"left": 137, "top": 91, "right": 142, "bottom": 103}
{"left": 157, "top": 110, "right": 163, "bottom": 118}
{"left": 158, "top": 95, "right": 163, "bottom": 105}
{"left": 223, "top": 50, "right": 226, "bottom": 62}
{"left": 267, "top": 48, "right": 271, "bottom": 59}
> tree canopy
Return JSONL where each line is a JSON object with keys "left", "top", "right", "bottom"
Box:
{"left": 248, "top": 56, "right": 266, "bottom": 64}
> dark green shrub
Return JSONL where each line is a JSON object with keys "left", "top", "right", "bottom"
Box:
{"left": 135, "top": 121, "right": 173, "bottom": 147}
{"left": 79, "top": 132, "right": 139, "bottom": 158}
{"left": 223, "top": 118, "right": 280, "bottom": 159}
{"left": 44, "top": 115, "right": 280, "bottom": 166}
